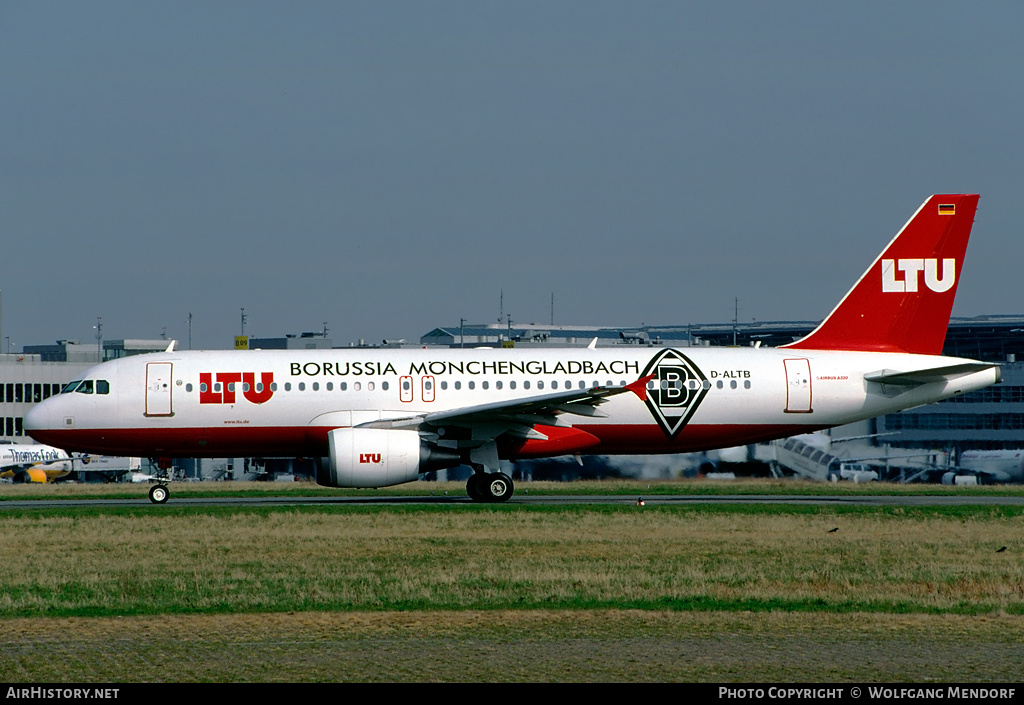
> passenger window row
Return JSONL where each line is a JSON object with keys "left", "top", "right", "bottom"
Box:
{"left": 182, "top": 377, "right": 752, "bottom": 395}
{"left": 184, "top": 379, "right": 662, "bottom": 393}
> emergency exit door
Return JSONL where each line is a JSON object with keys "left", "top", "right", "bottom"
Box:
{"left": 146, "top": 362, "right": 173, "bottom": 416}
{"left": 783, "top": 358, "right": 812, "bottom": 413}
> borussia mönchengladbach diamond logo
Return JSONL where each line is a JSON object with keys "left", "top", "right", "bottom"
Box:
{"left": 640, "top": 349, "right": 709, "bottom": 439}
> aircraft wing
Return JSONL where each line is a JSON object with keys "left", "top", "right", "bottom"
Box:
{"left": 0, "top": 463, "right": 40, "bottom": 478}
{"left": 2, "top": 458, "right": 70, "bottom": 473}
{"left": 3, "top": 462, "right": 39, "bottom": 473}
{"left": 363, "top": 375, "right": 653, "bottom": 441}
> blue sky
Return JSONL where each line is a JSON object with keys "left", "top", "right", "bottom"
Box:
{"left": 2, "top": 1, "right": 1022, "bottom": 349}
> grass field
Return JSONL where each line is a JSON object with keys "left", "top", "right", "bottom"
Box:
{"left": 4, "top": 611, "right": 1023, "bottom": 682}
{"left": 1, "top": 480, "right": 1022, "bottom": 681}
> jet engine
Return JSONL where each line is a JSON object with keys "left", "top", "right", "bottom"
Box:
{"left": 11, "top": 467, "right": 50, "bottom": 483}
{"left": 316, "top": 428, "right": 462, "bottom": 488}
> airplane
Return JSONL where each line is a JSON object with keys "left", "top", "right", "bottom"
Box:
{"left": 0, "top": 441, "right": 74, "bottom": 483}
{"left": 25, "top": 194, "right": 1001, "bottom": 503}
{"left": 957, "top": 450, "right": 1024, "bottom": 483}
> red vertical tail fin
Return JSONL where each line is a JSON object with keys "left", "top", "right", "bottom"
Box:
{"left": 782, "top": 194, "right": 979, "bottom": 355}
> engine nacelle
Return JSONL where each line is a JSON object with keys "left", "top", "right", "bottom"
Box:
{"left": 316, "top": 428, "right": 462, "bottom": 488}
{"left": 12, "top": 467, "right": 50, "bottom": 483}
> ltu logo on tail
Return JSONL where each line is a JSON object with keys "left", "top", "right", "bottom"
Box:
{"left": 881, "top": 258, "right": 955, "bottom": 293}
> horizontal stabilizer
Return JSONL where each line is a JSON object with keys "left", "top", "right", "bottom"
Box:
{"left": 864, "top": 362, "right": 999, "bottom": 386}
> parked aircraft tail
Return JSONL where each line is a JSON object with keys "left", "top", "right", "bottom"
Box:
{"left": 782, "top": 194, "right": 979, "bottom": 355}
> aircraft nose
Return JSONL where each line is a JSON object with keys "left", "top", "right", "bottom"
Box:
{"left": 25, "top": 399, "right": 57, "bottom": 437}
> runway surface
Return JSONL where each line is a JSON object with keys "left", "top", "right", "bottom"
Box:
{"left": 3, "top": 492, "right": 1024, "bottom": 510}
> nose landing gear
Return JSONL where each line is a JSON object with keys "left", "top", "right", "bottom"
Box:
{"left": 148, "top": 484, "right": 169, "bottom": 504}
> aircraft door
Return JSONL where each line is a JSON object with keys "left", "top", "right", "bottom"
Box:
{"left": 422, "top": 375, "right": 435, "bottom": 403}
{"left": 399, "top": 376, "right": 413, "bottom": 403}
{"left": 146, "top": 362, "right": 174, "bottom": 417}
{"left": 783, "top": 358, "right": 812, "bottom": 413}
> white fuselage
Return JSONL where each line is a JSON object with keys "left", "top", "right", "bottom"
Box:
{"left": 25, "top": 346, "right": 998, "bottom": 461}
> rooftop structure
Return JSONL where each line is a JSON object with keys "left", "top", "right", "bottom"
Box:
{"left": 689, "top": 315, "right": 1024, "bottom": 364}
{"left": 250, "top": 332, "right": 334, "bottom": 350}
{"left": 420, "top": 323, "right": 695, "bottom": 348}
{"left": 23, "top": 339, "right": 171, "bottom": 363}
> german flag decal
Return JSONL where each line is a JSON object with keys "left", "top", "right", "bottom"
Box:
{"left": 938, "top": 203, "right": 956, "bottom": 215}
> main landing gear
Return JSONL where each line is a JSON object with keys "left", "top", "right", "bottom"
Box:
{"left": 466, "top": 471, "right": 514, "bottom": 503}
{"left": 464, "top": 443, "right": 513, "bottom": 503}
{"left": 148, "top": 484, "right": 170, "bottom": 504}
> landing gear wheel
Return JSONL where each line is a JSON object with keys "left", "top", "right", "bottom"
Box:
{"left": 466, "top": 473, "right": 485, "bottom": 501}
{"left": 484, "top": 472, "right": 514, "bottom": 503}
{"left": 149, "top": 484, "right": 169, "bottom": 504}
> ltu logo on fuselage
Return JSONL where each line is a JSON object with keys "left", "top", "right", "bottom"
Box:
{"left": 881, "top": 258, "right": 955, "bottom": 293}
{"left": 199, "top": 372, "right": 274, "bottom": 404}
{"left": 359, "top": 453, "right": 382, "bottom": 464}
{"left": 640, "top": 349, "right": 709, "bottom": 439}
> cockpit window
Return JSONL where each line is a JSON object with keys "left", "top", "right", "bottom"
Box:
{"left": 60, "top": 379, "right": 110, "bottom": 395}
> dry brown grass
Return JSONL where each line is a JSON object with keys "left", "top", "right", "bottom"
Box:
{"left": 1, "top": 500, "right": 1022, "bottom": 682}
{"left": 0, "top": 507, "right": 1021, "bottom": 615}
{"left": 2, "top": 610, "right": 1023, "bottom": 682}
